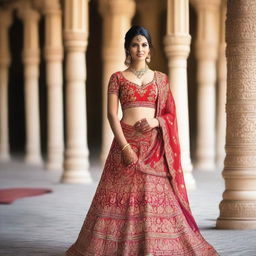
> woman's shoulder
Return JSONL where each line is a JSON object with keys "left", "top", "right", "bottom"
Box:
{"left": 109, "top": 71, "right": 121, "bottom": 78}
{"left": 155, "top": 70, "right": 168, "bottom": 78}
{"left": 154, "top": 70, "right": 169, "bottom": 84}
{"left": 108, "top": 71, "right": 123, "bottom": 84}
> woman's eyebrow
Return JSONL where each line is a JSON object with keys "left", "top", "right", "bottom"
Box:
{"left": 131, "top": 41, "right": 147, "bottom": 45}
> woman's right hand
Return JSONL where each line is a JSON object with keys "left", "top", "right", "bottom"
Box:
{"left": 121, "top": 145, "right": 138, "bottom": 166}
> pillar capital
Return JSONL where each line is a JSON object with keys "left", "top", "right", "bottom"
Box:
{"left": 64, "top": 0, "right": 89, "bottom": 52}
{"left": 18, "top": 6, "right": 40, "bottom": 64}
{"left": 98, "top": 0, "right": 135, "bottom": 18}
{"left": 164, "top": 34, "right": 191, "bottom": 59}
{"left": 63, "top": 32, "right": 88, "bottom": 52}
{"left": 43, "top": 0, "right": 63, "bottom": 62}
{"left": 18, "top": 7, "right": 40, "bottom": 22}
{"left": 33, "top": 0, "right": 61, "bottom": 14}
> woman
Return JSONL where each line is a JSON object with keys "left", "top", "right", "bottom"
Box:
{"left": 66, "top": 25, "right": 219, "bottom": 256}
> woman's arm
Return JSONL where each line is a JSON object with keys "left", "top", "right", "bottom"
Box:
{"left": 107, "top": 93, "right": 138, "bottom": 166}
{"left": 107, "top": 93, "right": 127, "bottom": 149}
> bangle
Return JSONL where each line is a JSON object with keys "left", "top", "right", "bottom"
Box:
{"left": 121, "top": 143, "right": 130, "bottom": 151}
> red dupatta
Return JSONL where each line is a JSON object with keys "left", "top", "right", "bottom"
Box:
{"left": 154, "top": 71, "right": 199, "bottom": 232}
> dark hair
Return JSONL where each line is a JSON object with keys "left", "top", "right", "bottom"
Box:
{"left": 124, "top": 25, "right": 153, "bottom": 55}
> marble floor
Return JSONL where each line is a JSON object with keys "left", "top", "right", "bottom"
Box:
{"left": 0, "top": 158, "right": 256, "bottom": 256}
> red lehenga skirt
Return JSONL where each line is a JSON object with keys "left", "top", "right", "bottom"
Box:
{"left": 66, "top": 122, "right": 218, "bottom": 256}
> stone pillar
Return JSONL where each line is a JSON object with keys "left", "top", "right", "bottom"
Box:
{"left": 98, "top": 0, "right": 135, "bottom": 162}
{"left": 216, "top": 0, "right": 256, "bottom": 230}
{"left": 164, "top": 0, "right": 196, "bottom": 189}
{"left": 43, "top": 0, "right": 64, "bottom": 170}
{"left": 191, "top": 0, "right": 220, "bottom": 171}
{"left": 19, "top": 8, "right": 42, "bottom": 164}
{"left": 0, "top": 9, "right": 12, "bottom": 161}
{"left": 216, "top": 0, "right": 227, "bottom": 168}
{"left": 136, "top": 0, "right": 166, "bottom": 71}
{"left": 61, "top": 0, "right": 92, "bottom": 183}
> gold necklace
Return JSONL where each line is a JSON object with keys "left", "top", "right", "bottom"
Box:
{"left": 129, "top": 65, "right": 149, "bottom": 79}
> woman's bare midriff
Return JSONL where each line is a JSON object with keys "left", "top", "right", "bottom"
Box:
{"left": 121, "top": 107, "right": 156, "bottom": 126}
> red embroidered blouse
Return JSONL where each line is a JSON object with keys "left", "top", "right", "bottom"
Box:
{"left": 108, "top": 71, "right": 158, "bottom": 110}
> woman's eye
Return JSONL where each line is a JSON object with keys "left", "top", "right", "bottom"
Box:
{"left": 142, "top": 43, "right": 148, "bottom": 47}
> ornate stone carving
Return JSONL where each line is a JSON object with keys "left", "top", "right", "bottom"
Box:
{"left": 216, "top": 0, "right": 256, "bottom": 229}
{"left": 219, "top": 201, "right": 256, "bottom": 218}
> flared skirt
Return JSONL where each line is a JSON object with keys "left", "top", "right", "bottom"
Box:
{"left": 66, "top": 122, "right": 218, "bottom": 256}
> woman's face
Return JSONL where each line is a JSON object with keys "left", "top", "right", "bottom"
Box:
{"left": 128, "top": 35, "right": 150, "bottom": 63}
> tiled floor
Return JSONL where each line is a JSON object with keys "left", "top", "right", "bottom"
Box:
{"left": 0, "top": 159, "right": 256, "bottom": 256}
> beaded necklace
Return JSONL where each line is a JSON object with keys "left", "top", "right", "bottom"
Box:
{"left": 129, "top": 64, "right": 149, "bottom": 79}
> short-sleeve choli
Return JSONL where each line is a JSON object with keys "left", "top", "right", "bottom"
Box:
{"left": 108, "top": 71, "right": 158, "bottom": 110}
{"left": 107, "top": 73, "right": 120, "bottom": 95}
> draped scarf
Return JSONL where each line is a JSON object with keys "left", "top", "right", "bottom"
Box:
{"left": 154, "top": 71, "right": 199, "bottom": 232}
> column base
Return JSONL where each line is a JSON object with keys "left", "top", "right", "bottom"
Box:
{"left": 216, "top": 218, "right": 256, "bottom": 230}
{"left": 0, "top": 152, "right": 10, "bottom": 161}
{"left": 25, "top": 154, "right": 43, "bottom": 165}
{"left": 62, "top": 146, "right": 92, "bottom": 183}
{"left": 61, "top": 168, "right": 92, "bottom": 184}
{"left": 46, "top": 161, "right": 63, "bottom": 171}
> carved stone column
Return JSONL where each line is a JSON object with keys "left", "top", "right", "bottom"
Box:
{"left": 43, "top": 0, "right": 64, "bottom": 170}
{"left": 61, "top": 0, "right": 92, "bottom": 183}
{"left": 164, "top": 0, "right": 196, "bottom": 189}
{"left": 136, "top": 0, "right": 166, "bottom": 71}
{"left": 191, "top": 0, "right": 220, "bottom": 171}
{"left": 0, "top": 9, "right": 12, "bottom": 161}
{"left": 19, "top": 7, "right": 42, "bottom": 164}
{"left": 98, "top": 0, "right": 135, "bottom": 162}
{"left": 216, "top": 0, "right": 227, "bottom": 168}
{"left": 216, "top": 0, "right": 256, "bottom": 229}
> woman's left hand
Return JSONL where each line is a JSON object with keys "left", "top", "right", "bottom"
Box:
{"left": 134, "top": 118, "right": 159, "bottom": 133}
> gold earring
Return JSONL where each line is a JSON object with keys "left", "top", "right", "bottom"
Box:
{"left": 146, "top": 53, "right": 151, "bottom": 63}
{"left": 125, "top": 54, "right": 131, "bottom": 66}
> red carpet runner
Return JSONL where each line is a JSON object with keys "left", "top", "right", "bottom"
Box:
{"left": 0, "top": 188, "right": 52, "bottom": 204}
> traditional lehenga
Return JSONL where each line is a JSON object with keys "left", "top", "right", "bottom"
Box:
{"left": 66, "top": 71, "right": 219, "bottom": 256}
